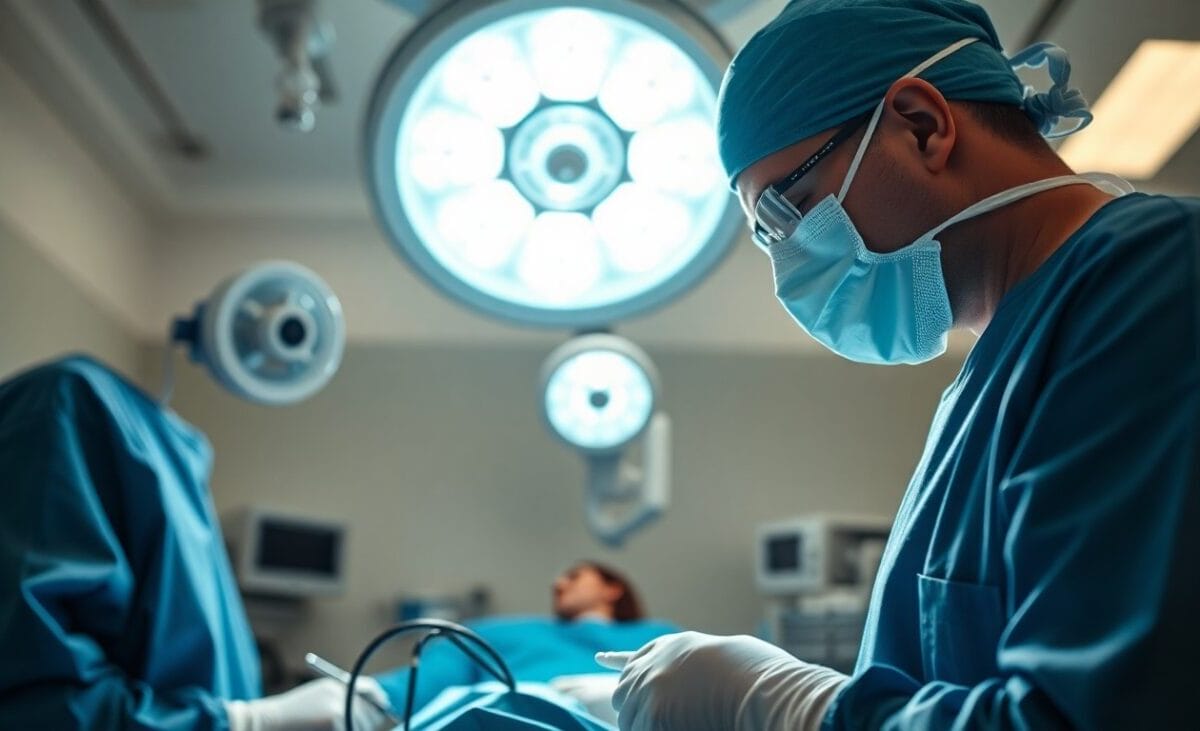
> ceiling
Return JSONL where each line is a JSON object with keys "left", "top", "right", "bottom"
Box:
{"left": 4, "top": 0, "right": 1197, "bottom": 224}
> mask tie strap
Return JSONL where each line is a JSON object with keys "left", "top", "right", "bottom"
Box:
{"left": 838, "top": 37, "right": 981, "bottom": 203}
{"left": 923, "top": 174, "right": 1127, "bottom": 241}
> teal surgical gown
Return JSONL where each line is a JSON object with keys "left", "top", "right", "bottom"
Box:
{"left": 0, "top": 356, "right": 261, "bottom": 729}
{"left": 376, "top": 617, "right": 679, "bottom": 714}
{"left": 825, "top": 194, "right": 1200, "bottom": 729}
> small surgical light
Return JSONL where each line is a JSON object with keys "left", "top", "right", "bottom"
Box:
{"left": 165, "top": 261, "right": 345, "bottom": 406}
{"left": 365, "top": 0, "right": 739, "bottom": 327}
{"left": 540, "top": 334, "right": 671, "bottom": 546}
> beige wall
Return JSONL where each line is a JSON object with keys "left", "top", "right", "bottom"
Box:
{"left": 157, "top": 339, "right": 964, "bottom": 673}
{"left": 0, "top": 54, "right": 153, "bottom": 339}
{"left": 0, "top": 217, "right": 141, "bottom": 381}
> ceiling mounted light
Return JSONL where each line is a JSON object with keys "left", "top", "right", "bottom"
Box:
{"left": 258, "top": 0, "right": 339, "bottom": 132}
{"left": 167, "top": 261, "right": 345, "bottom": 406}
{"left": 539, "top": 334, "right": 671, "bottom": 546}
{"left": 364, "top": 0, "right": 739, "bottom": 328}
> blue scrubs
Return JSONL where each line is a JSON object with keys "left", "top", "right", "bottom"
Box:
{"left": 825, "top": 194, "right": 1200, "bottom": 729}
{"left": 377, "top": 616, "right": 679, "bottom": 713}
{"left": 0, "top": 357, "right": 261, "bottom": 730}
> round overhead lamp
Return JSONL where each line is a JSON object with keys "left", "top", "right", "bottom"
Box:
{"left": 539, "top": 334, "right": 671, "bottom": 546}
{"left": 365, "top": 0, "right": 739, "bottom": 328}
{"left": 167, "top": 261, "right": 346, "bottom": 406}
{"left": 541, "top": 333, "right": 659, "bottom": 453}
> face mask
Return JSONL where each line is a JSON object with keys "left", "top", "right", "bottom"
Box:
{"left": 769, "top": 40, "right": 1133, "bottom": 365}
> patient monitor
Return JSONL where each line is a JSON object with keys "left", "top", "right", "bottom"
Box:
{"left": 757, "top": 514, "right": 890, "bottom": 596}
{"left": 222, "top": 506, "right": 346, "bottom": 691}
{"left": 223, "top": 506, "right": 346, "bottom": 598}
{"left": 756, "top": 514, "right": 890, "bottom": 672}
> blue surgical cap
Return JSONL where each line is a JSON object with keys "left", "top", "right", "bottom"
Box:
{"left": 716, "top": 0, "right": 1027, "bottom": 187}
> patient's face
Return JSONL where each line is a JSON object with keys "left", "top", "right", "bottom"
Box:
{"left": 553, "top": 565, "right": 619, "bottom": 621}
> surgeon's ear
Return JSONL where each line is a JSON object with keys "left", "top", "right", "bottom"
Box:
{"left": 885, "top": 78, "right": 956, "bottom": 173}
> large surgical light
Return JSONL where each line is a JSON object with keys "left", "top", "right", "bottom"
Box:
{"left": 540, "top": 334, "right": 671, "bottom": 546}
{"left": 365, "top": 0, "right": 739, "bottom": 327}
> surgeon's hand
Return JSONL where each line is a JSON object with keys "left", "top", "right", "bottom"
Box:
{"left": 224, "top": 677, "right": 392, "bottom": 731}
{"left": 596, "top": 631, "right": 848, "bottom": 731}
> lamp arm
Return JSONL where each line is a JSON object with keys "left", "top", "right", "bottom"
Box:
{"left": 584, "top": 413, "right": 671, "bottom": 547}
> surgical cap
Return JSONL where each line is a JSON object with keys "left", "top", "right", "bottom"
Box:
{"left": 716, "top": 0, "right": 1027, "bottom": 187}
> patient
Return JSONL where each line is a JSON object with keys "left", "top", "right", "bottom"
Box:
{"left": 376, "top": 561, "right": 678, "bottom": 719}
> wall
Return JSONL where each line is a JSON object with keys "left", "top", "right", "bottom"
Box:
{"left": 0, "top": 53, "right": 153, "bottom": 339}
{"left": 0, "top": 46, "right": 149, "bottom": 380}
{"left": 157, "top": 339, "right": 964, "bottom": 674}
{"left": 0, "top": 218, "right": 142, "bottom": 381}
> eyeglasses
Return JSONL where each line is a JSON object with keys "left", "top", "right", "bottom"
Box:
{"left": 751, "top": 114, "right": 870, "bottom": 251}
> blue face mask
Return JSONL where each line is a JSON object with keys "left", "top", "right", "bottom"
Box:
{"left": 769, "top": 40, "right": 1131, "bottom": 365}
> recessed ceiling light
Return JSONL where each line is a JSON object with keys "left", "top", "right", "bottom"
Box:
{"left": 1059, "top": 40, "right": 1200, "bottom": 180}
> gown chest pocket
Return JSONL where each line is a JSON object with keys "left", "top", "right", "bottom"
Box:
{"left": 917, "top": 574, "right": 1006, "bottom": 686}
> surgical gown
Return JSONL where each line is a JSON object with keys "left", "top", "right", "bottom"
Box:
{"left": 0, "top": 356, "right": 261, "bottom": 729}
{"left": 824, "top": 194, "right": 1200, "bottom": 729}
{"left": 376, "top": 616, "right": 679, "bottom": 714}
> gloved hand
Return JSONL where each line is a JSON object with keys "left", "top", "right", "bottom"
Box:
{"left": 225, "top": 677, "right": 393, "bottom": 731}
{"left": 595, "top": 631, "right": 848, "bottom": 731}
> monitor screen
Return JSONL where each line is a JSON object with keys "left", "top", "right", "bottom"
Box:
{"left": 256, "top": 519, "right": 340, "bottom": 576}
{"left": 766, "top": 534, "right": 802, "bottom": 573}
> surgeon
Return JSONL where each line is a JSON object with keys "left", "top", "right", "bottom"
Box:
{"left": 596, "top": 1, "right": 1200, "bottom": 729}
{"left": 0, "top": 356, "right": 390, "bottom": 730}
{"left": 377, "top": 562, "right": 678, "bottom": 722}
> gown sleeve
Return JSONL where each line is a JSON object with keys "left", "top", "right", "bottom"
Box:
{"left": 0, "top": 381, "right": 230, "bottom": 730}
{"left": 826, "top": 200, "right": 1200, "bottom": 730}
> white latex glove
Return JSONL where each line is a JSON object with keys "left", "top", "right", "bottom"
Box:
{"left": 549, "top": 673, "right": 622, "bottom": 724}
{"left": 225, "top": 677, "right": 392, "bottom": 731}
{"left": 595, "top": 631, "right": 847, "bottom": 731}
